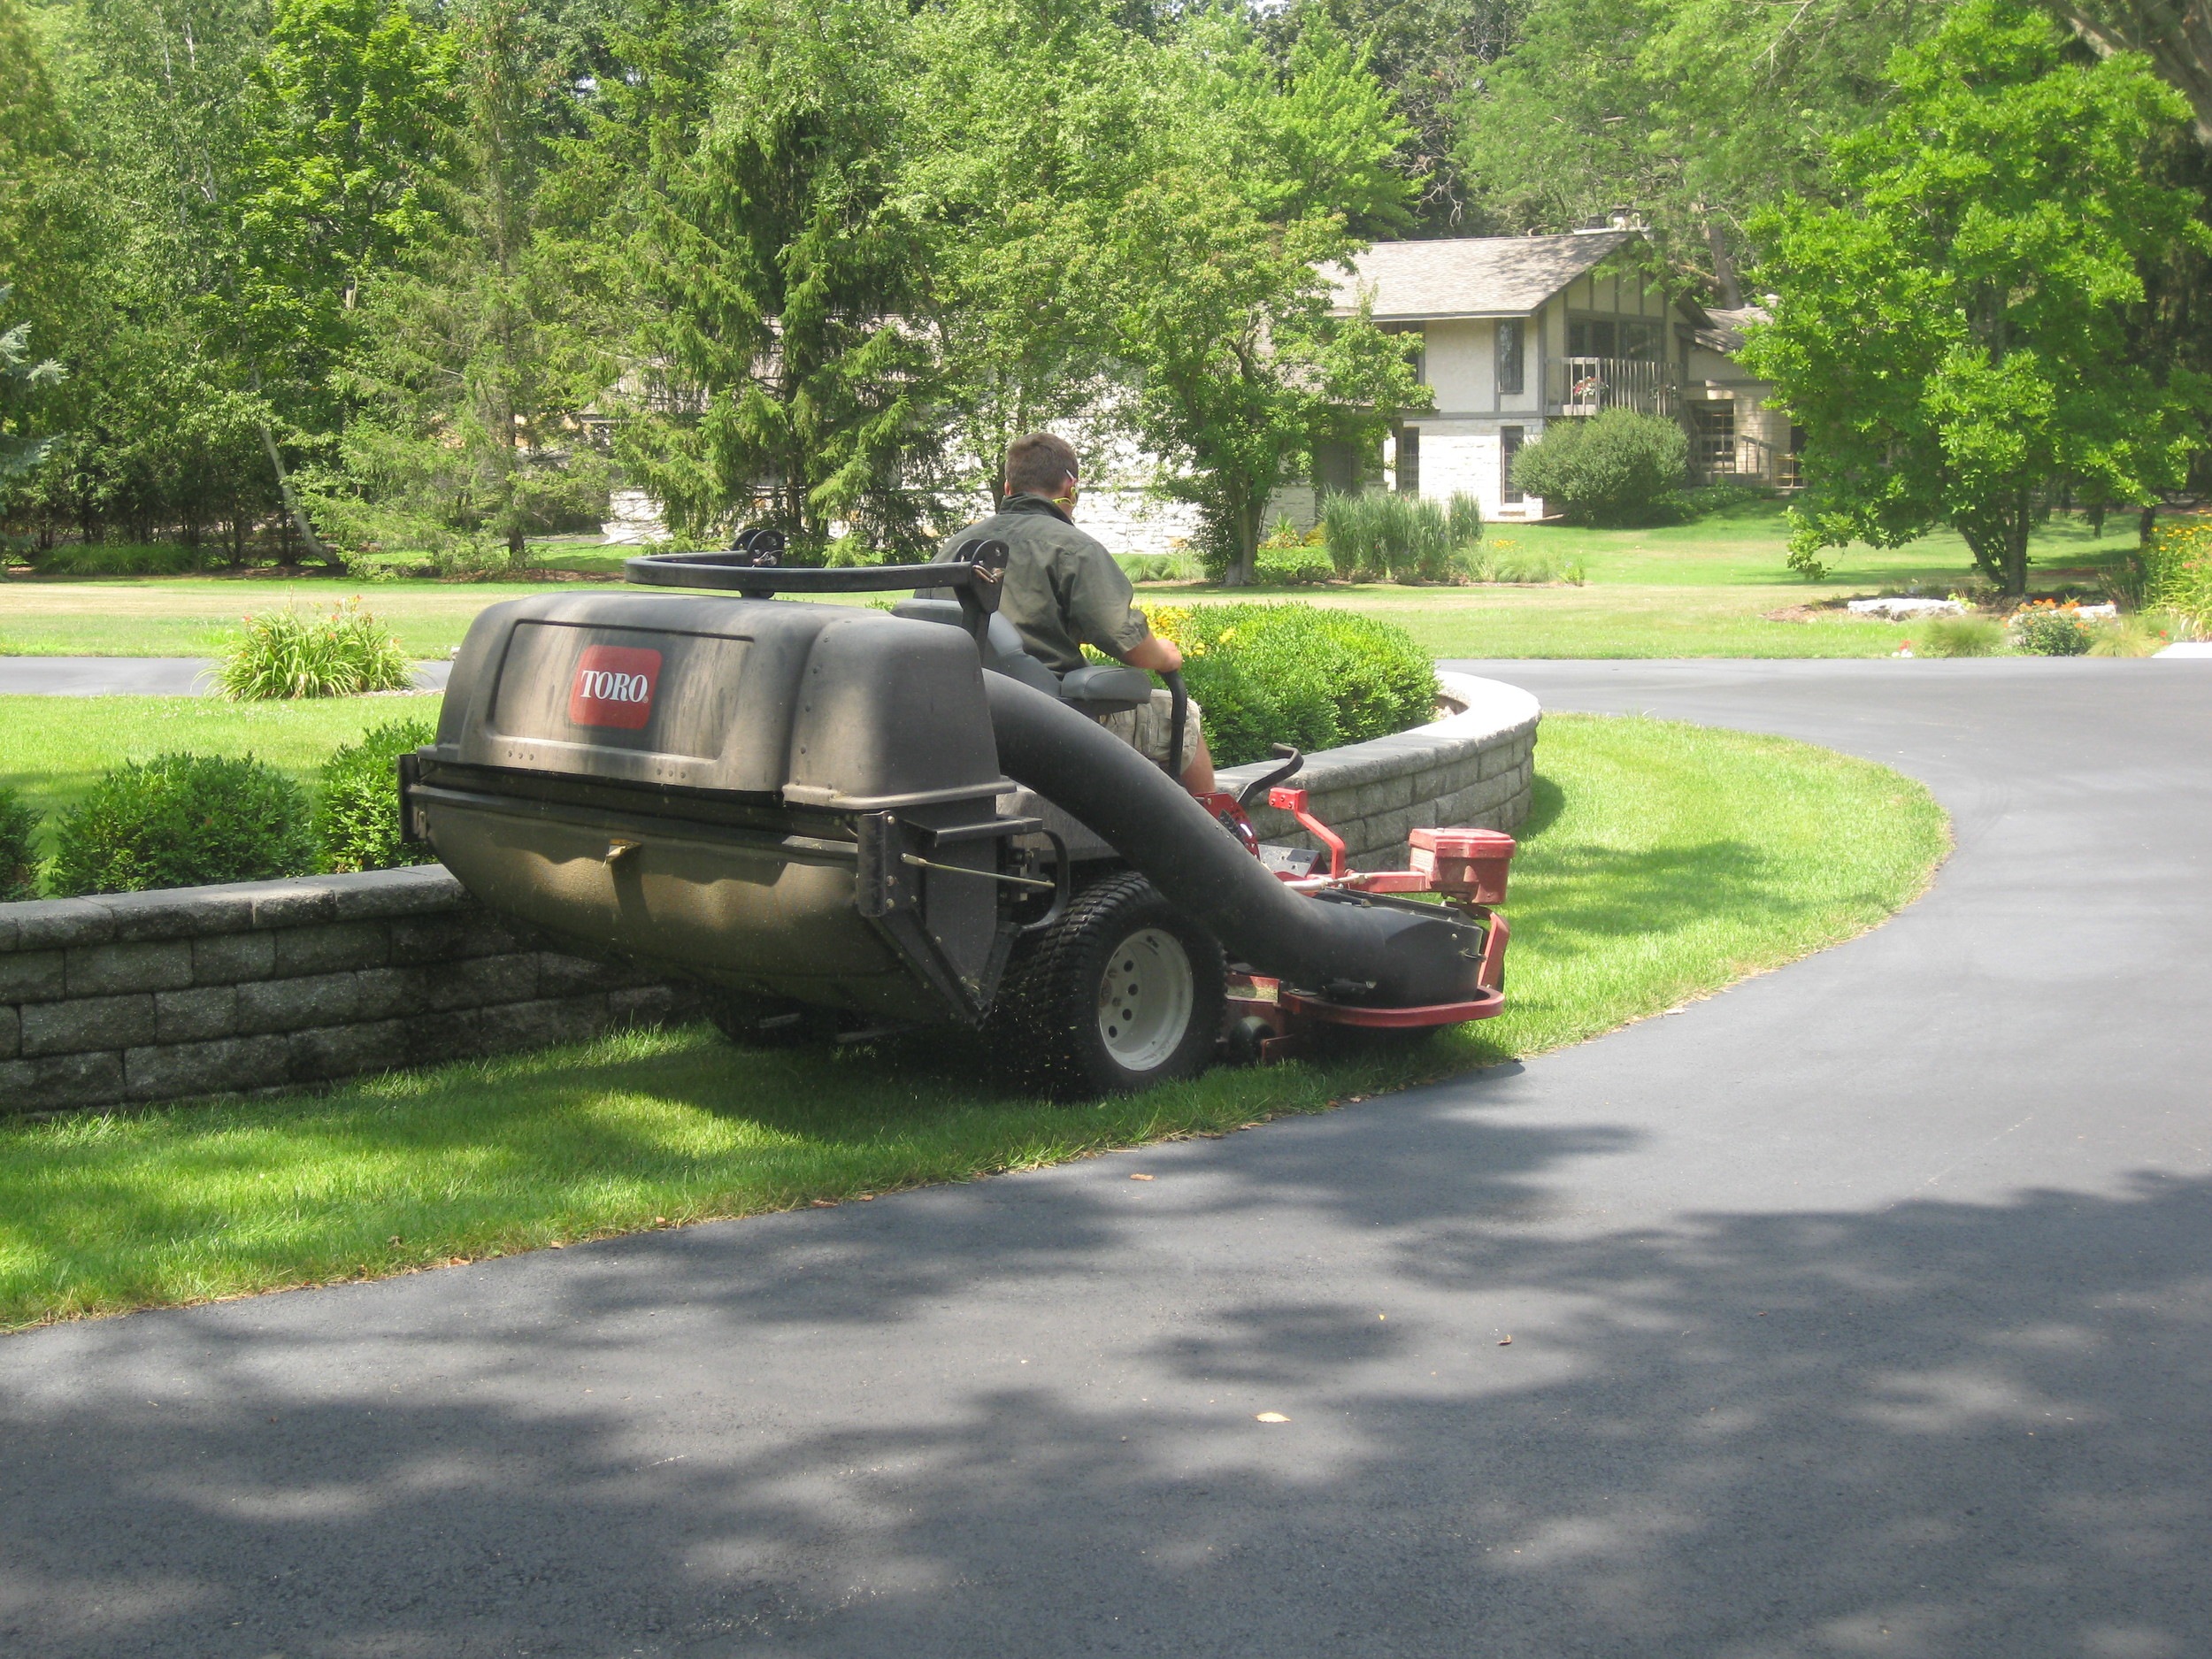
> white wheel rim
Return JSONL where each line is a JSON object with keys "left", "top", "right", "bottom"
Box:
{"left": 1096, "top": 926, "right": 1194, "bottom": 1072}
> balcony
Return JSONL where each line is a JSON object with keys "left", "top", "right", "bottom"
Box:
{"left": 1548, "top": 357, "right": 1679, "bottom": 418}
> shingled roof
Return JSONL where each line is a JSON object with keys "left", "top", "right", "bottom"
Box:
{"left": 1328, "top": 231, "right": 1646, "bottom": 319}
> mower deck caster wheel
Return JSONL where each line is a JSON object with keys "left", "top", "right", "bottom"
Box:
{"left": 990, "top": 872, "right": 1226, "bottom": 1098}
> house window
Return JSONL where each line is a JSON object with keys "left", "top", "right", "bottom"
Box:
{"left": 1568, "top": 318, "right": 1613, "bottom": 358}
{"left": 1394, "top": 426, "right": 1420, "bottom": 495}
{"left": 1567, "top": 318, "right": 1662, "bottom": 361}
{"left": 1495, "top": 319, "right": 1525, "bottom": 395}
{"left": 1501, "top": 426, "right": 1525, "bottom": 505}
{"left": 1383, "top": 321, "right": 1427, "bottom": 385}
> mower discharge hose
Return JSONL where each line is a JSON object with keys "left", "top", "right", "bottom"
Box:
{"left": 984, "top": 674, "right": 1485, "bottom": 1007}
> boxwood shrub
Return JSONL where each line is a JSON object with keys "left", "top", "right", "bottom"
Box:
{"left": 1143, "top": 603, "right": 1438, "bottom": 768}
{"left": 318, "top": 718, "right": 439, "bottom": 872}
{"left": 0, "top": 787, "right": 41, "bottom": 902}
{"left": 1509, "top": 408, "right": 1689, "bottom": 526}
{"left": 50, "top": 754, "right": 319, "bottom": 896}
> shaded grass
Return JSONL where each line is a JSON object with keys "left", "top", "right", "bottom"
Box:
{"left": 0, "top": 713, "right": 1947, "bottom": 1330}
{"left": 0, "top": 694, "right": 445, "bottom": 860}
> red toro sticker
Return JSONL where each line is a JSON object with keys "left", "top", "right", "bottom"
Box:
{"left": 569, "top": 644, "right": 662, "bottom": 730}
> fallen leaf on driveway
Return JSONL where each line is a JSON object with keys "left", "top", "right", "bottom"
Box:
{"left": 1255, "top": 1412, "right": 1289, "bottom": 1424}
{"left": 1498, "top": 1335, "right": 1513, "bottom": 1345}
{"left": 1129, "top": 1173, "right": 1154, "bottom": 1181}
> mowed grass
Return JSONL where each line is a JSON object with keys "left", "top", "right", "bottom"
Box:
{"left": 1, "top": 505, "right": 2132, "bottom": 659}
{"left": 0, "top": 693, "right": 446, "bottom": 858}
{"left": 0, "top": 712, "right": 1947, "bottom": 1330}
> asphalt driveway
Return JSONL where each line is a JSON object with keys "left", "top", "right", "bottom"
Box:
{"left": 0, "top": 657, "right": 451, "bottom": 695}
{"left": 2, "top": 659, "right": 2207, "bottom": 1658}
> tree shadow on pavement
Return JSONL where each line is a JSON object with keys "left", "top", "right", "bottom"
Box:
{"left": 2, "top": 1081, "right": 2206, "bottom": 1659}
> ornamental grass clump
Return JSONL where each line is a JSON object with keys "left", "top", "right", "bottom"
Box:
{"left": 217, "top": 597, "right": 415, "bottom": 699}
{"left": 0, "top": 787, "right": 41, "bottom": 901}
{"left": 1318, "top": 491, "right": 1455, "bottom": 581}
{"left": 317, "top": 718, "right": 440, "bottom": 872}
{"left": 1142, "top": 602, "right": 1437, "bottom": 766}
{"left": 50, "top": 753, "right": 319, "bottom": 895}
{"left": 1917, "top": 614, "right": 2006, "bottom": 657}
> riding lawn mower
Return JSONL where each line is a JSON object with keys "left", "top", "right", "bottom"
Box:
{"left": 397, "top": 534, "right": 1516, "bottom": 1095}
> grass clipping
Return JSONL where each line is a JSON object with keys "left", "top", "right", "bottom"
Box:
{"left": 0, "top": 714, "right": 1947, "bottom": 1330}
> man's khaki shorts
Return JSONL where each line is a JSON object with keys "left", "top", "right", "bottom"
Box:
{"left": 1098, "top": 688, "right": 1205, "bottom": 774}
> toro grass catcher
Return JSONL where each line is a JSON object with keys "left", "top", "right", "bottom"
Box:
{"left": 398, "top": 535, "right": 1516, "bottom": 1097}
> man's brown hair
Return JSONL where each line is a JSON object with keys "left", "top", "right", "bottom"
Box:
{"left": 1004, "top": 432, "right": 1079, "bottom": 496}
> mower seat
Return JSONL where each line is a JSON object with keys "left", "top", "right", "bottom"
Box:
{"left": 890, "top": 597, "right": 1153, "bottom": 715}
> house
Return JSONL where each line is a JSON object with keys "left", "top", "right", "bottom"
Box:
{"left": 1327, "top": 229, "right": 1796, "bottom": 519}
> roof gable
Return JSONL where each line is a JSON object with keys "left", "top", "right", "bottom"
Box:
{"left": 1331, "top": 231, "right": 1674, "bottom": 320}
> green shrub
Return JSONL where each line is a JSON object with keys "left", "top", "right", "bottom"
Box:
{"left": 1254, "top": 541, "right": 1334, "bottom": 585}
{"left": 50, "top": 754, "right": 319, "bottom": 896}
{"left": 0, "top": 786, "right": 41, "bottom": 902}
{"left": 215, "top": 596, "right": 416, "bottom": 699}
{"left": 30, "top": 543, "right": 211, "bottom": 577}
{"left": 2012, "top": 610, "right": 2093, "bottom": 656}
{"left": 2140, "top": 520, "right": 2212, "bottom": 634}
{"left": 1143, "top": 602, "right": 1438, "bottom": 767}
{"left": 1918, "top": 614, "right": 2005, "bottom": 657}
{"left": 1509, "top": 409, "right": 1690, "bottom": 525}
{"left": 317, "top": 718, "right": 440, "bottom": 873}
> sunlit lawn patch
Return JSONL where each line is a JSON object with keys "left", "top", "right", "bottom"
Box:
{"left": 0, "top": 713, "right": 1947, "bottom": 1330}
{"left": 0, "top": 694, "right": 445, "bottom": 860}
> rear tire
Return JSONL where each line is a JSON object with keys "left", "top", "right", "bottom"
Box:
{"left": 989, "top": 872, "right": 1226, "bottom": 1098}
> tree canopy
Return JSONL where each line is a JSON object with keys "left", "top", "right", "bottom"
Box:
{"left": 1742, "top": 0, "right": 2212, "bottom": 594}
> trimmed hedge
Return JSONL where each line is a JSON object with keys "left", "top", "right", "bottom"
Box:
{"left": 50, "top": 753, "right": 319, "bottom": 896}
{"left": 1143, "top": 603, "right": 1439, "bottom": 767}
{"left": 317, "top": 718, "right": 440, "bottom": 873}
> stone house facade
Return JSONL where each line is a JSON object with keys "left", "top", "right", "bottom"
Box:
{"left": 1330, "top": 229, "right": 1796, "bottom": 520}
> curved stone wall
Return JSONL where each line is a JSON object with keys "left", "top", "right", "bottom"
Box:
{"left": 1219, "top": 671, "right": 1540, "bottom": 869}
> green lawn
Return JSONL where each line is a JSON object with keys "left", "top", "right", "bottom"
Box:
{"left": 0, "top": 711, "right": 1947, "bottom": 1330}
{"left": 0, "top": 693, "right": 442, "bottom": 857}
{"left": 0, "top": 503, "right": 2131, "bottom": 659}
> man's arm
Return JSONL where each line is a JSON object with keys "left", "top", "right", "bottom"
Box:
{"left": 1118, "top": 633, "right": 1183, "bottom": 673}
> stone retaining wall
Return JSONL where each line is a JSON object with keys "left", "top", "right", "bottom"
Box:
{"left": 0, "top": 866, "right": 697, "bottom": 1116}
{"left": 1219, "top": 671, "right": 1540, "bottom": 868}
{"left": 0, "top": 672, "right": 1539, "bottom": 1115}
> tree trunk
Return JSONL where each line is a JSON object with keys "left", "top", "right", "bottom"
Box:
{"left": 1704, "top": 217, "right": 1745, "bottom": 310}
{"left": 257, "top": 423, "right": 344, "bottom": 571}
{"left": 2050, "top": 3, "right": 2212, "bottom": 146}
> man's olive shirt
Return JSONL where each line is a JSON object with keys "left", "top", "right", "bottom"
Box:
{"left": 940, "top": 494, "right": 1150, "bottom": 674}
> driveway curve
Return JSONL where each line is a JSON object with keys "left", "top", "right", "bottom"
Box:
{"left": 3, "top": 660, "right": 2208, "bottom": 1659}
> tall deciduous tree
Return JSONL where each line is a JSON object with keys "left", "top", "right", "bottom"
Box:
{"left": 1455, "top": 0, "right": 1952, "bottom": 301}
{"left": 2045, "top": 1, "right": 2212, "bottom": 142}
{"left": 1743, "top": 1, "right": 2211, "bottom": 595}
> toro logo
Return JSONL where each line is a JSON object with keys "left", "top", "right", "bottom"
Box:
{"left": 568, "top": 644, "right": 662, "bottom": 730}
